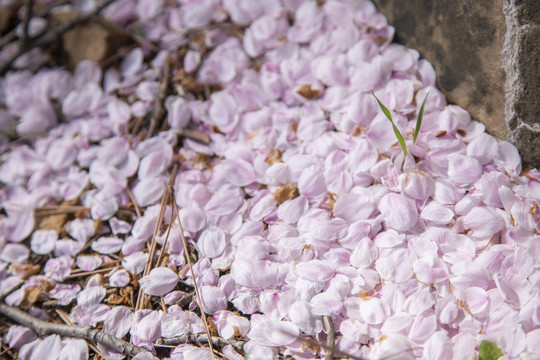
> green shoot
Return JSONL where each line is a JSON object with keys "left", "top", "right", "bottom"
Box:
{"left": 478, "top": 341, "right": 503, "bottom": 360}
{"left": 372, "top": 91, "right": 430, "bottom": 157}
{"left": 413, "top": 92, "right": 429, "bottom": 143}
{"left": 372, "top": 91, "right": 407, "bottom": 156}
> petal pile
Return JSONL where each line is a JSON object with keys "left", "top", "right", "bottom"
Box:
{"left": 1, "top": 0, "right": 540, "bottom": 359}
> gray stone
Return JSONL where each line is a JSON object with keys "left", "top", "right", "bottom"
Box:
{"left": 371, "top": 0, "right": 540, "bottom": 168}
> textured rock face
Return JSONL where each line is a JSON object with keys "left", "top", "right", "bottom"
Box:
{"left": 371, "top": 0, "right": 540, "bottom": 168}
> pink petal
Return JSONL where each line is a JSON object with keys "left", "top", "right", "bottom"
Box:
{"left": 139, "top": 267, "right": 178, "bottom": 296}
{"left": 104, "top": 306, "right": 133, "bottom": 338}
{"left": 6, "top": 326, "right": 37, "bottom": 350}
{"left": 277, "top": 195, "right": 308, "bottom": 224}
{"left": 413, "top": 255, "right": 449, "bottom": 284}
{"left": 350, "top": 237, "right": 378, "bottom": 268}
{"left": 91, "top": 236, "right": 124, "bottom": 254}
{"left": 466, "top": 133, "right": 498, "bottom": 165}
{"left": 109, "top": 269, "right": 130, "bottom": 287}
{"left": 423, "top": 332, "right": 453, "bottom": 360}
{"left": 76, "top": 255, "right": 102, "bottom": 271}
{"left": 348, "top": 138, "right": 378, "bottom": 173}
{"left": 45, "top": 138, "right": 77, "bottom": 171}
{"left": 138, "top": 149, "right": 172, "bottom": 179}
{"left": 200, "top": 286, "right": 228, "bottom": 314}
{"left": 333, "top": 193, "right": 375, "bottom": 223}
{"left": 68, "top": 218, "right": 95, "bottom": 244}
{"left": 49, "top": 283, "right": 81, "bottom": 306}
{"left": 296, "top": 260, "right": 335, "bottom": 283}
{"left": 122, "top": 252, "right": 149, "bottom": 274}
{"left": 203, "top": 185, "right": 243, "bottom": 216}
{"left": 179, "top": 206, "right": 206, "bottom": 233}
{"left": 310, "top": 291, "right": 343, "bottom": 316}
{"left": 463, "top": 287, "right": 489, "bottom": 314}
{"left": 375, "top": 248, "right": 413, "bottom": 283}
{"left": 131, "top": 310, "right": 162, "bottom": 343}
{"left": 447, "top": 153, "right": 482, "bottom": 185}
{"left": 0, "top": 243, "right": 29, "bottom": 264}
{"left": 360, "top": 298, "right": 386, "bottom": 324}
{"left": 230, "top": 260, "right": 278, "bottom": 289}
{"left": 311, "top": 217, "right": 348, "bottom": 241}
{"left": 30, "top": 230, "right": 57, "bottom": 255}
{"left": 421, "top": 202, "right": 454, "bottom": 225}
{"left": 462, "top": 207, "right": 505, "bottom": 238}
{"left": 409, "top": 311, "right": 437, "bottom": 344}
{"left": 378, "top": 193, "right": 418, "bottom": 232}
{"left": 298, "top": 166, "right": 327, "bottom": 197}
{"left": 198, "top": 227, "right": 227, "bottom": 258}
{"left": 400, "top": 171, "right": 435, "bottom": 201}
{"left": 132, "top": 177, "right": 166, "bottom": 207}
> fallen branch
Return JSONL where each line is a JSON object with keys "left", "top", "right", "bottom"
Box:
{"left": 155, "top": 333, "right": 245, "bottom": 351}
{"left": 0, "top": 0, "right": 116, "bottom": 75}
{"left": 0, "top": 302, "right": 147, "bottom": 357}
{"left": 323, "top": 315, "right": 336, "bottom": 360}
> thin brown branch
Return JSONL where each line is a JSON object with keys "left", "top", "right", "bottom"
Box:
{"left": 170, "top": 186, "right": 217, "bottom": 359}
{"left": 135, "top": 163, "right": 179, "bottom": 311}
{"left": 323, "top": 316, "right": 336, "bottom": 360}
{"left": 146, "top": 57, "right": 171, "bottom": 139}
{"left": 126, "top": 186, "right": 142, "bottom": 218}
{"left": 155, "top": 333, "right": 245, "bottom": 351}
{"left": 92, "top": 17, "right": 161, "bottom": 53}
{"left": 179, "top": 128, "right": 211, "bottom": 144}
{"left": 0, "top": 0, "right": 115, "bottom": 75}
{"left": 20, "top": 0, "right": 34, "bottom": 45}
{"left": 0, "top": 303, "right": 147, "bottom": 357}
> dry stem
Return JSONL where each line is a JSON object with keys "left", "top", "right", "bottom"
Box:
{"left": 155, "top": 333, "right": 245, "bottom": 350}
{"left": 170, "top": 186, "right": 217, "bottom": 359}
{"left": 135, "top": 163, "right": 179, "bottom": 311}
{"left": 323, "top": 315, "right": 336, "bottom": 360}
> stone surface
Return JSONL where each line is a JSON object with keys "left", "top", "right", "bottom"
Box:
{"left": 371, "top": 0, "right": 540, "bottom": 168}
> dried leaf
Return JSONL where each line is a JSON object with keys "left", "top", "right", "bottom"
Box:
{"left": 273, "top": 184, "right": 299, "bottom": 205}
{"left": 264, "top": 148, "right": 283, "bottom": 165}
{"left": 38, "top": 213, "right": 67, "bottom": 234}
{"left": 436, "top": 130, "right": 447, "bottom": 137}
{"left": 296, "top": 85, "right": 320, "bottom": 99}
{"left": 323, "top": 192, "right": 337, "bottom": 211}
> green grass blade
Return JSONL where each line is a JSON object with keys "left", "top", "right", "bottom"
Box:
{"left": 372, "top": 92, "right": 407, "bottom": 156}
{"left": 413, "top": 92, "right": 429, "bottom": 144}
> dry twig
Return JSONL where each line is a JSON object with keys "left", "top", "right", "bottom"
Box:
{"left": 170, "top": 186, "right": 217, "bottom": 359}
{"left": 135, "top": 163, "right": 179, "bottom": 311}
{"left": 323, "top": 315, "right": 336, "bottom": 360}
{"left": 155, "top": 333, "right": 245, "bottom": 351}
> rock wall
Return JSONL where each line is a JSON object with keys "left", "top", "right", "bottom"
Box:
{"left": 371, "top": 0, "right": 540, "bottom": 168}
